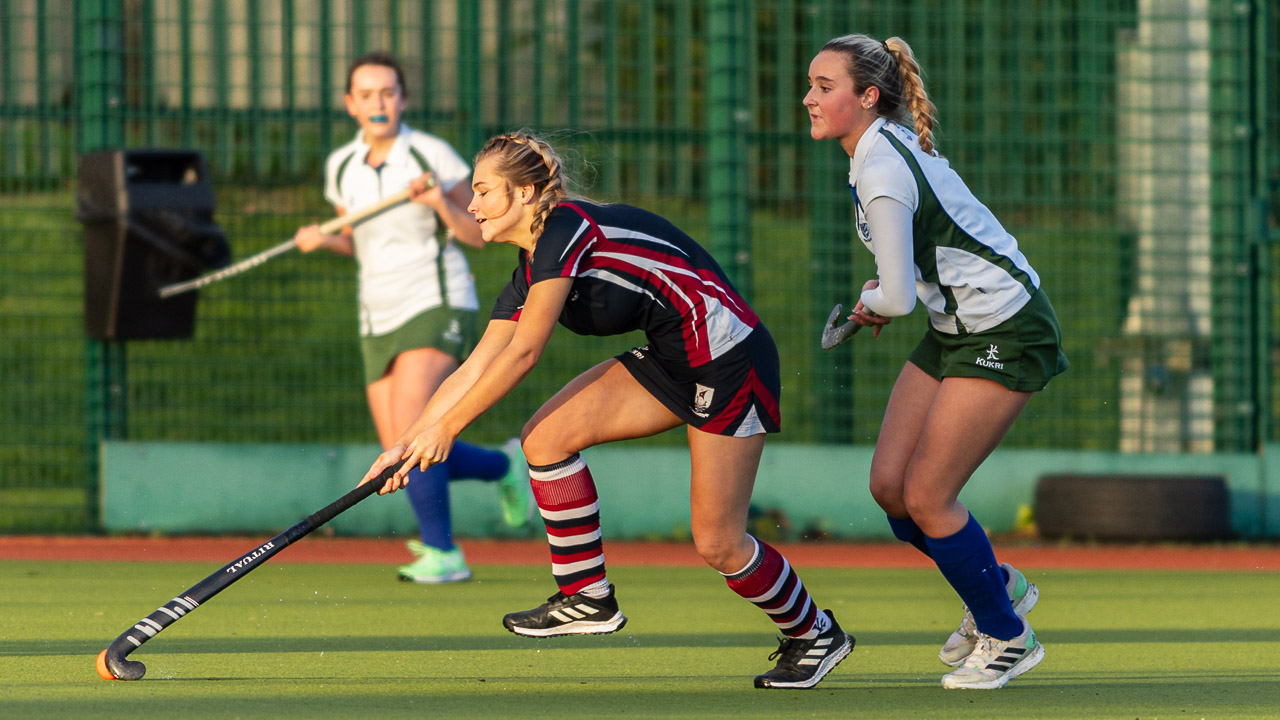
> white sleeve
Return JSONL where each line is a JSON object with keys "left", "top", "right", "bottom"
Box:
{"left": 859, "top": 196, "right": 917, "bottom": 317}
{"left": 857, "top": 154, "right": 918, "bottom": 211}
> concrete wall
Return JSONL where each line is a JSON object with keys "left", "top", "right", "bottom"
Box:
{"left": 101, "top": 441, "right": 1279, "bottom": 539}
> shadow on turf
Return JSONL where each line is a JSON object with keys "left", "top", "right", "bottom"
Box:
{"left": 10, "top": 679, "right": 1280, "bottom": 720}
{"left": 8, "top": 627, "right": 1280, "bottom": 658}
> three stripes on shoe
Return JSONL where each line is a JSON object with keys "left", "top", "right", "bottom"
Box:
{"left": 983, "top": 642, "right": 1028, "bottom": 671}
{"left": 799, "top": 636, "right": 836, "bottom": 666}
{"left": 548, "top": 601, "right": 604, "bottom": 625}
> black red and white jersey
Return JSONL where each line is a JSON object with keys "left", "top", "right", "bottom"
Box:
{"left": 491, "top": 201, "right": 759, "bottom": 372}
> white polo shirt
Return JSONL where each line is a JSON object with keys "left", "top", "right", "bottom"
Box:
{"left": 848, "top": 117, "right": 1040, "bottom": 334}
{"left": 324, "top": 124, "right": 480, "bottom": 336}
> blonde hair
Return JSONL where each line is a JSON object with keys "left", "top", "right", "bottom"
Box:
{"left": 821, "top": 34, "right": 939, "bottom": 155}
{"left": 473, "top": 132, "right": 571, "bottom": 241}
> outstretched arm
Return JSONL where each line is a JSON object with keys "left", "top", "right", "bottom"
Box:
{"left": 358, "top": 316, "right": 515, "bottom": 488}
{"left": 363, "top": 277, "right": 573, "bottom": 493}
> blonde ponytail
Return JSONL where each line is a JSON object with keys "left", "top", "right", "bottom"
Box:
{"left": 883, "top": 37, "right": 938, "bottom": 155}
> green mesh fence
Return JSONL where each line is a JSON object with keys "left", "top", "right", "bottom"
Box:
{"left": 0, "top": 0, "right": 1274, "bottom": 531}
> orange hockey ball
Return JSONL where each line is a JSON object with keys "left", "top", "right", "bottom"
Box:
{"left": 96, "top": 649, "right": 118, "bottom": 681}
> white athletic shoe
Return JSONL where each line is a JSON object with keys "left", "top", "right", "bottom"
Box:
{"left": 941, "top": 617, "right": 1044, "bottom": 690}
{"left": 939, "top": 562, "right": 1039, "bottom": 666}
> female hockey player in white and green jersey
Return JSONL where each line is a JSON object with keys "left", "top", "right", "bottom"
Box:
{"left": 805, "top": 34, "right": 1068, "bottom": 691}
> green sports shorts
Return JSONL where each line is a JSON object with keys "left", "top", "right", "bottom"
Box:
{"left": 360, "top": 306, "right": 478, "bottom": 385}
{"left": 907, "top": 288, "right": 1069, "bottom": 392}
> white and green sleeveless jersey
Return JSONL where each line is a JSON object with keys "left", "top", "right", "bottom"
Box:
{"left": 848, "top": 117, "right": 1039, "bottom": 335}
{"left": 324, "top": 124, "right": 479, "bottom": 336}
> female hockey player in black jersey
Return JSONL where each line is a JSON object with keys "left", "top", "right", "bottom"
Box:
{"left": 360, "top": 131, "right": 851, "bottom": 690}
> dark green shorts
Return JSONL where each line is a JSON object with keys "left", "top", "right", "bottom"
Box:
{"left": 360, "top": 307, "right": 477, "bottom": 385}
{"left": 907, "top": 289, "right": 1069, "bottom": 392}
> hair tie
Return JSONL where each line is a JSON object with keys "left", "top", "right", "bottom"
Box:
{"left": 881, "top": 39, "right": 891, "bottom": 54}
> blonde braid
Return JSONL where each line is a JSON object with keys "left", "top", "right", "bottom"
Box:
{"left": 884, "top": 37, "right": 938, "bottom": 155}
{"left": 522, "top": 138, "right": 566, "bottom": 241}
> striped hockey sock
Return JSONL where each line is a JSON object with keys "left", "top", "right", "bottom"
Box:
{"left": 723, "top": 536, "right": 829, "bottom": 640}
{"left": 529, "top": 454, "right": 608, "bottom": 597}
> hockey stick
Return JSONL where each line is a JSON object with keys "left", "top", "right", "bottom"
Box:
{"left": 820, "top": 303, "right": 862, "bottom": 350}
{"left": 95, "top": 465, "right": 397, "bottom": 681}
{"left": 157, "top": 183, "right": 423, "bottom": 299}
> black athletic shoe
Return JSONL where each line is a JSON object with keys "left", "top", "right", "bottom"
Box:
{"left": 502, "top": 585, "right": 628, "bottom": 638}
{"left": 753, "top": 610, "right": 855, "bottom": 689}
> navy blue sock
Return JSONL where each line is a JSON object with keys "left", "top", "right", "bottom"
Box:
{"left": 446, "top": 441, "right": 509, "bottom": 481}
{"left": 405, "top": 463, "right": 454, "bottom": 550}
{"left": 924, "top": 514, "right": 1021, "bottom": 640}
{"left": 886, "top": 515, "right": 933, "bottom": 558}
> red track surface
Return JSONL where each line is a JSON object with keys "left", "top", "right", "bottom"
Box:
{"left": 1, "top": 535, "right": 1277, "bottom": 571}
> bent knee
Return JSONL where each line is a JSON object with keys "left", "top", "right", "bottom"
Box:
{"left": 521, "top": 420, "right": 586, "bottom": 467}
{"left": 901, "top": 484, "right": 953, "bottom": 525}
{"left": 868, "top": 469, "right": 906, "bottom": 516}
{"left": 692, "top": 533, "right": 750, "bottom": 574}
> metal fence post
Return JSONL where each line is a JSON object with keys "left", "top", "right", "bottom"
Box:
{"left": 456, "top": 0, "right": 482, "bottom": 156}
{"left": 1247, "top": 0, "right": 1272, "bottom": 535}
{"left": 804, "top": 3, "right": 854, "bottom": 444}
{"left": 707, "top": 0, "right": 751, "bottom": 295}
{"left": 75, "top": 0, "right": 128, "bottom": 530}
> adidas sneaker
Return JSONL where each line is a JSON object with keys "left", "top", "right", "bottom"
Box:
{"left": 753, "top": 610, "right": 855, "bottom": 689}
{"left": 939, "top": 562, "right": 1039, "bottom": 666}
{"left": 502, "top": 585, "right": 627, "bottom": 637}
{"left": 941, "top": 616, "right": 1044, "bottom": 690}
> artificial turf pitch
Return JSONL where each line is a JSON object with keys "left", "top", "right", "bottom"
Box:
{"left": 2, "top": 561, "right": 1278, "bottom": 719}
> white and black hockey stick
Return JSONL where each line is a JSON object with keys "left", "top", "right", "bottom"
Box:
{"left": 157, "top": 184, "right": 422, "bottom": 299}
{"left": 95, "top": 465, "right": 396, "bottom": 681}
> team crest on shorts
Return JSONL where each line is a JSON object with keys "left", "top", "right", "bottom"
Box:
{"left": 692, "top": 383, "right": 715, "bottom": 418}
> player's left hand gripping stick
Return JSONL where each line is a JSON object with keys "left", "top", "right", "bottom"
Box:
{"left": 95, "top": 465, "right": 396, "bottom": 681}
